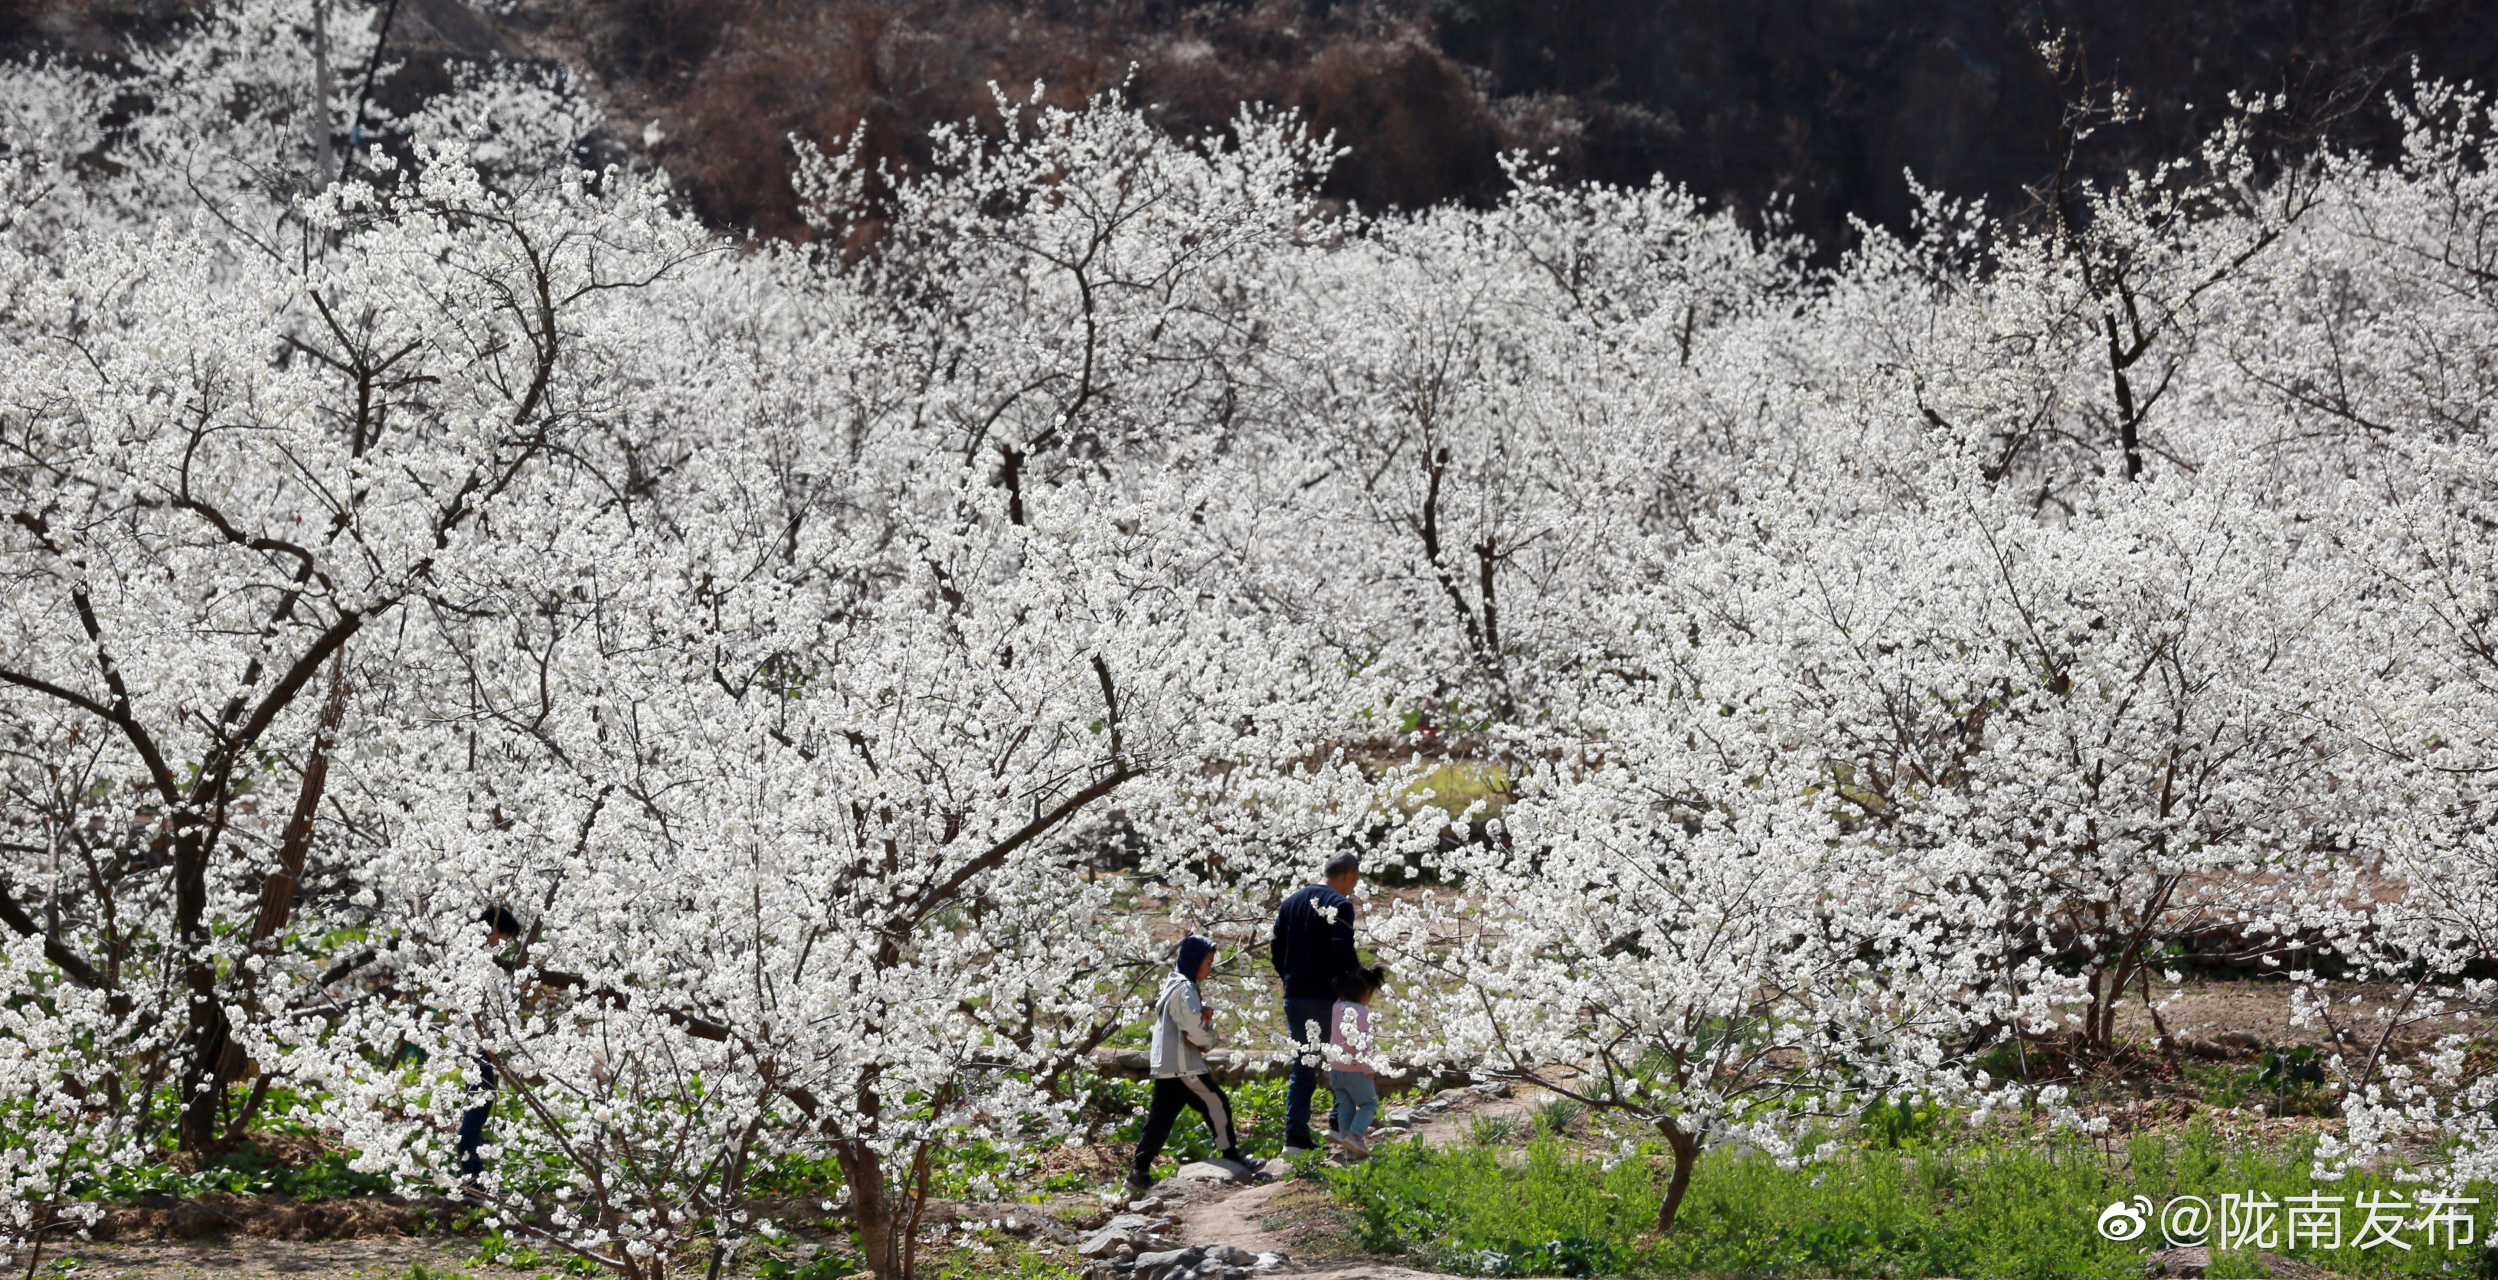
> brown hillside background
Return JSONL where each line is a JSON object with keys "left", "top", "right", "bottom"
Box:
{"left": 6, "top": 0, "right": 2497, "bottom": 251}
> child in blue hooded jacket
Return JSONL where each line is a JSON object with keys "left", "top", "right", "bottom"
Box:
{"left": 1128, "top": 935, "right": 1258, "bottom": 1195}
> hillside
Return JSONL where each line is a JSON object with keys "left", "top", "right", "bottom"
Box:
{"left": 7, "top": 0, "right": 2495, "bottom": 248}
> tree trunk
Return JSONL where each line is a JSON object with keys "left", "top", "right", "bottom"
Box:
{"left": 836, "top": 1142, "right": 909, "bottom": 1279}
{"left": 309, "top": 0, "right": 335, "bottom": 180}
{"left": 218, "top": 667, "right": 347, "bottom": 1139}
{"left": 1653, "top": 1119, "right": 1701, "bottom": 1233}
{"left": 173, "top": 822, "right": 231, "bottom": 1156}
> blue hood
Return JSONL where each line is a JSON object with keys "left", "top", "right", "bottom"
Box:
{"left": 1175, "top": 934, "right": 1216, "bottom": 983}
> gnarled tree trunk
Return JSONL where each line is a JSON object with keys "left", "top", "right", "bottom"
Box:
{"left": 1654, "top": 1117, "right": 1701, "bottom": 1233}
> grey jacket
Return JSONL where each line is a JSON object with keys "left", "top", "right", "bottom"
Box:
{"left": 1148, "top": 970, "right": 1222, "bottom": 1077}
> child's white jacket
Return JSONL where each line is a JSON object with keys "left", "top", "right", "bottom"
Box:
{"left": 1148, "top": 971, "right": 1222, "bottom": 1077}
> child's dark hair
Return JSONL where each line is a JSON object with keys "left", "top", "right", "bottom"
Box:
{"left": 1324, "top": 851, "right": 1361, "bottom": 880}
{"left": 1340, "top": 963, "right": 1386, "bottom": 1002}
{"left": 479, "top": 905, "right": 524, "bottom": 938}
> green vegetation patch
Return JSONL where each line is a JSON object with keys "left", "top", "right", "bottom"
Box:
{"left": 1323, "top": 1124, "right": 2498, "bottom": 1279}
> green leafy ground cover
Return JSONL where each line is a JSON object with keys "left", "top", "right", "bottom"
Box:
{"left": 1322, "top": 1121, "right": 2496, "bottom": 1279}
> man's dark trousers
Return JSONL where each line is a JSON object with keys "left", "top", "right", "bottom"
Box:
{"left": 457, "top": 1055, "right": 499, "bottom": 1177}
{"left": 1281, "top": 996, "right": 1334, "bottom": 1150}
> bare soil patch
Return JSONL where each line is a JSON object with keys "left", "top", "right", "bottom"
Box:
{"left": 1169, "top": 1178, "right": 1299, "bottom": 1253}
{"left": 1234, "top": 1177, "right": 1368, "bottom": 1262}
{"left": 83, "top": 1193, "right": 444, "bottom": 1243}
{"left": 23, "top": 1234, "right": 508, "bottom": 1280}
{"left": 2104, "top": 974, "right": 2498, "bottom": 1059}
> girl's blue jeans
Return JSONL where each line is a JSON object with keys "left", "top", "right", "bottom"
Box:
{"left": 1329, "top": 1069, "right": 1378, "bottom": 1136}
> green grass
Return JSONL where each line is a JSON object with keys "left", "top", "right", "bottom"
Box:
{"left": 1322, "top": 1124, "right": 2498, "bottom": 1279}
{"left": 1398, "top": 761, "right": 1509, "bottom": 821}
{"left": 1534, "top": 1097, "right": 1588, "bottom": 1138}
{"left": 79, "top": 1142, "right": 394, "bottom": 1203}
{"left": 924, "top": 1249, "right": 1081, "bottom": 1280}
{"left": 1467, "top": 1113, "right": 1524, "bottom": 1147}
{"left": 754, "top": 1257, "right": 860, "bottom": 1280}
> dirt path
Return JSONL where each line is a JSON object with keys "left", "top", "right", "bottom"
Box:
{"left": 21, "top": 1234, "right": 505, "bottom": 1279}
{"left": 1168, "top": 1177, "right": 1301, "bottom": 1254}
{"left": 32, "top": 1186, "right": 1545, "bottom": 1280}
{"left": 1147, "top": 1122, "right": 1580, "bottom": 1280}
{"left": 1412, "top": 1089, "right": 1539, "bottom": 1150}
{"left": 1158, "top": 1173, "right": 1533, "bottom": 1280}
{"left": 1278, "top": 1265, "right": 1489, "bottom": 1279}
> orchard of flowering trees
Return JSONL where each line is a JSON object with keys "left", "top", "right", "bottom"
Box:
{"left": 14, "top": 4, "right": 2498, "bottom": 1276}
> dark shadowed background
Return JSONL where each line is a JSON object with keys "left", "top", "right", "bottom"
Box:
{"left": 8, "top": 0, "right": 2494, "bottom": 251}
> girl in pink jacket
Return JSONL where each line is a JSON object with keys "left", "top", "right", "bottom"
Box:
{"left": 1326, "top": 965, "right": 1387, "bottom": 1157}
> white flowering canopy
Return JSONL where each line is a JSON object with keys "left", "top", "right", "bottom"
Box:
{"left": 14, "top": 5, "right": 2498, "bottom": 1273}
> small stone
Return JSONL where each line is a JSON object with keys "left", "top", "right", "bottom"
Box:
{"left": 2254, "top": 1252, "right": 2331, "bottom": 1280}
{"left": 1106, "top": 1214, "right": 1161, "bottom": 1233}
{"left": 1250, "top": 1251, "right": 1288, "bottom": 1271}
{"left": 2147, "top": 1245, "right": 2210, "bottom": 1278}
{"left": 1078, "top": 1227, "right": 1135, "bottom": 1258}
{"left": 1135, "top": 1247, "right": 1203, "bottom": 1269}
{"left": 1174, "top": 1160, "right": 1245, "bottom": 1181}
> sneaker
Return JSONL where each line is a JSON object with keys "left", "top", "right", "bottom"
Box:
{"left": 452, "top": 1178, "right": 492, "bottom": 1206}
{"left": 1324, "top": 1128, "right": 1370, "bottom": 1159}
{"left": 1125, "top": 1173, "right": 1154, "bottom": 1198}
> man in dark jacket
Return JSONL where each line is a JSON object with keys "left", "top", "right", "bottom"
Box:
{"left": 1269, "top": 852, "right": 1361, "bottom": 1157}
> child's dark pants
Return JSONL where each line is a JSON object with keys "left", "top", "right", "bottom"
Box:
{"left": 1131, "top": 1073, "right": 1243, "bottom": 1179}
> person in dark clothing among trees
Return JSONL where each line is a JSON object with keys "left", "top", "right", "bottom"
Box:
{"left": 455, "top": 905, "right": 522, "bottom": 1203}
{"left": 1268, "top": 851, "right": 1362, "bottom": 1159}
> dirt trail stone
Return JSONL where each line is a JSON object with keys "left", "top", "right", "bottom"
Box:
{"left": 2148, "top": 1245, "right": 2212, "bottom": 1277}
{"left": 1176, "top": 1159, "right": 1257, "bottom": 1181}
